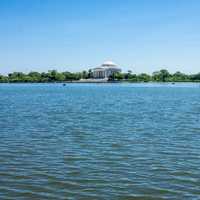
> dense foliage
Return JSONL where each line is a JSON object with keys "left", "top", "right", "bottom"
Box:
{"left": 0, "top": 69, "right": 200, "bottom": 83}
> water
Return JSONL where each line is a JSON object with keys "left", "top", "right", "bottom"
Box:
{"left": 0, "top": 83, "right": 200, "bottom": 199}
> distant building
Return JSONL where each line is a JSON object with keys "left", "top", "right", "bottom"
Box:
{"left": 92, "top": 61, "right": 121, "bottom": 79}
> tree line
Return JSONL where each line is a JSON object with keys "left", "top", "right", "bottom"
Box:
{"left": 0, "top": 69, "right": 200, "bottom": 83}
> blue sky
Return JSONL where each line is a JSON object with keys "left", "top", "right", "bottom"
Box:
{"left": 0, "top": 0, "right": 200, "bottom": 74}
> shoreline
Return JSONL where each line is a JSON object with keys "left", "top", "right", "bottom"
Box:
{"left": 0, "top": 80, "right": 200, "bottom": 84}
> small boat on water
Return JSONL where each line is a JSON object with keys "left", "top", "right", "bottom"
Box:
{"left": 63, "top": 83, "right": 66, "bottom": 86}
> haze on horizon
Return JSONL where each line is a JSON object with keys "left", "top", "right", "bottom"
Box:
{"left": 0, "top": 0, "right": 200, "bottom": 75}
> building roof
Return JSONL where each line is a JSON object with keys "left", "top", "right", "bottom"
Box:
{"left": 92, "top": 60, "right": 121, "bottom": 71}
{"left": 101, "top": 61, "right": 117, "bottom": 67}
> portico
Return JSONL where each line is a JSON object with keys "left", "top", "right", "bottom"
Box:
{"left": 92, "top": 61, "right": 121, "bottom": 79}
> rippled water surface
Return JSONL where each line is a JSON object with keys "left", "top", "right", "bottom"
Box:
{"left": 0, "top": 83, "right": 200, "bottom": 199}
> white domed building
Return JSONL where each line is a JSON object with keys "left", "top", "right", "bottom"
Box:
{"left": 92, "top": 61, "right": 121, "bottom": 79}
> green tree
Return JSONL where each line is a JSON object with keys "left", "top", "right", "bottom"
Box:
{"left": 137, "top": 73, "right": 151, "bottom": 82}
{"left": 8, "top": 72, "right": 26, "bottom": 82}
{"left": 171, "top": 71, "right": 189, "bottom": 82}
{"left": 81, "top": 70, "right": 88, "bottom": 79}
{"left": 88, "top": 69, "right": 93, "bottom": 79}
{"left": 28, "top": 71, "right": 42, "bottom": 82}
{"left": 55, "top": 73, "right": 65, "bottom": 81}
{"left": 0, "top": 74, "right": 8, "bottom": 82}
{"left": 160, "top": 69, "right": 170, "bottom": 82}
{"left": 48, "top": 70, "right": 57, "bottom": 81}
{"left": 114, "top": 72, "right": 124, "bottom": 80}
{"left": 152, "top": 69, "right": 170, "bottom": 82}
{"left": 190, "top": 73, "right": 200, "bottom": 81}
{"left": 124, "top": 70, "right": 133, "bottom": 80}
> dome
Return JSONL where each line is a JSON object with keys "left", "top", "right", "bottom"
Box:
{"left": 101, "top": 61, "right": 117, "bottom": 67}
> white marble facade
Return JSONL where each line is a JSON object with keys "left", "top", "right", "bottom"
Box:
{"left": 92, "top": 61, "right": 121, "bottom": 79}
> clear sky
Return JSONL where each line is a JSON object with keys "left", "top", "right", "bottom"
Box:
{"left": 0, "top": 0, "right": 200, "bottom": 75}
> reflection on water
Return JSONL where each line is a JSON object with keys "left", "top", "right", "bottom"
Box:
{"left": 0, "top": 83, "right": 200, "bottom": 199}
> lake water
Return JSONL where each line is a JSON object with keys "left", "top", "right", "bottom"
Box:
{"left": 0, "top": 83, "right": 200, "bottom": 199}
